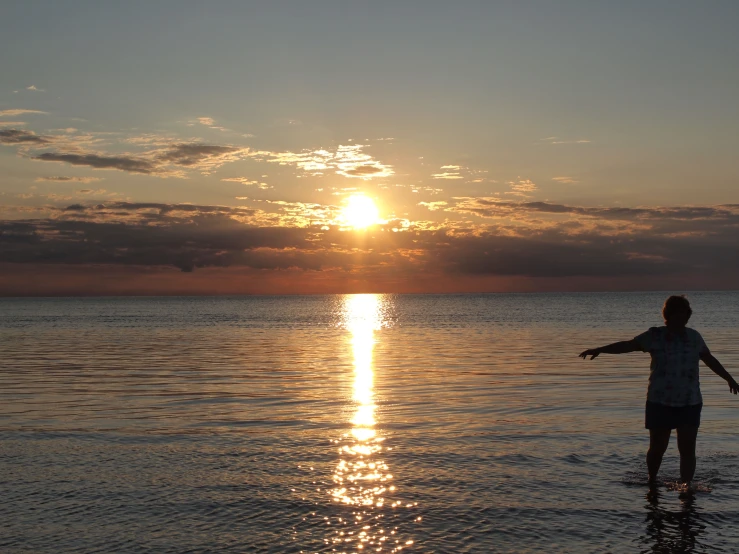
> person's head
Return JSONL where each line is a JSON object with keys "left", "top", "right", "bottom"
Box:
{"left": 662, "top": 295, "right": 692, "bottom": 327}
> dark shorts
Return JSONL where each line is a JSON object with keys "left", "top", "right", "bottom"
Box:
{"left": 645, "top": 401, "right": 702, "bottom": 430}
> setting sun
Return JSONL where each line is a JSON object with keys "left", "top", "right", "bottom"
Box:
{"left": 342, "top": 195, "right": 380, "bottom": 229}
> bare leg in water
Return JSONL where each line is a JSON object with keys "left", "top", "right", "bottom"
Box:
{"left": 677, "top": 425, "right": 698, "bottom": 484}
{"left": 647, "top": 429, "right": 670, "bottom": 484}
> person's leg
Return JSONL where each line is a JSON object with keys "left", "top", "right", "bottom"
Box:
{"left": 647, "top": 428, "right": 671, "bottom": 483}
{"left": 676, "top": 425, "right": 698, "bottom": 484}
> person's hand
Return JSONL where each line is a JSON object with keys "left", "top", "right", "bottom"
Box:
{"left": 728, "top": 378, "right": 739, "bottom": 395}
{"left": 579, "top": 348, "right": 600, "bottom": 360}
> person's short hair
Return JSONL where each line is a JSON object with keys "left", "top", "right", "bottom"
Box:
{"left": 662, "top": 295, "right": 692, "bottom": 323}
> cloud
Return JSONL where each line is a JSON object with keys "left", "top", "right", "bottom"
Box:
{"left": 434, "top": 232, "right": 684, "bottom": 278}
{"left": 0, "top": 129, "right": 52, "bottom": 145}
{"left": 552, "top": 176, "right": 579, "bottom": 184}
{"left": 124, "top": 134, "right": 177, "bottom": 146}
{"left": 0, "top": 109, "right": 47, "bottom": 117}
{"left": 26, "top": 85, "right": 45, "bottom": 92}
{"left": 221, "top": 177, "right": 270, "bottom": 189}
{"left": 195, "top": 116, "right": 228, "bottom": 132}
{"left": 505, "top": 179, "right": 537, "bottom": 197}
{"left": 418, "top": 201, "right": 448, "bottom": 211}
{"left": 432, "top": 164, "right": 463, "bottom": 180}
{"left": 254, "top": 143, "right": 393, "bottom": 179}
{"left": 539, "top": 137, "right": 591, "bottom": 145}
{"left": 76, "top": 189, "right": 107, "bottom": 195}
{"left": 343, "top": 164, "right": 385, "bottom": 177}
{"left": 2, "top": 115, "right": 378, "bottom": 181}
{"left": 0, "top": 202, "right": 308, "bottom": 272}
{"left": 33, "top": 152, "right": 156, "bottom": 174}
{"left": 36, "top": 176, "right": 104, "bottom": 183}
{"left": 156, "top": 143, "right": 247, "bottom": 172}
{"left": 431, "top": 164, "right": 489, "bottom": 182}
{"left": 0, "top": 127, "right": 107, "bottom": 156}
{"left": 3, "top": 200, "right": 739, "bottom": 290}
{"left": 259, "top": 200, "right": 342, "bottom": 227}
{"left": 446, "top": 198, "right": 739, "bottom": 240}
{"left": 432, "top": 172, "right": 463, "bottom": 180}
{"left": 0, "top": 110, "right": 251, "bottom": 178}
{"left": 29, "top": 140, "right": 248, "bottom": 177}
{"left": 0, "top": 121, "right": 26, "bottom": 127}
{"left": 222, "top": 177, "right": 258, "bottom": 185}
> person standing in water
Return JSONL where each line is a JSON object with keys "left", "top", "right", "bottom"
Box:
{"left": 579, "top": 295, "right": 738, "bottom": 486}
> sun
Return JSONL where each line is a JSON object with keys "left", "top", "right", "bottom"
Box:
{"left": 342, "top": 195, "right": 380, "bottom": 229}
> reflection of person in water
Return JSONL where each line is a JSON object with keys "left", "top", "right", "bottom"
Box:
{"left": 580, "top": 295, "right": 738, "bottom": 486}
{"left": 642, "top": 487, "right": 703, "bottom": 553}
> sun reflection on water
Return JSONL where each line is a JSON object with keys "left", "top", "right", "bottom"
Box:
{"left": 327, "top": 294, "right": 415, "bottom": 553}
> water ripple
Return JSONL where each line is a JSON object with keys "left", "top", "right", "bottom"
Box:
{"left": 2, "top": 292, "right": 739, "bottom": 552}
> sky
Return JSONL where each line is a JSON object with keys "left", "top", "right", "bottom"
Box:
{"left": 1, "top": 0, "right": 739, "bottom": 295}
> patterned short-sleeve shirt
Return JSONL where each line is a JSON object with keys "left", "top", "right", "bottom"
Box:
{"left": 634, "top": 326, "right": 707, "bottom": 407}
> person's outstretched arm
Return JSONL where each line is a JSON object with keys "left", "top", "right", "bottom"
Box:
{"left": 700, "top": 350, "right": 739, "bottom": 394}
{"left": 579, "top": 339, "right": 640, "bottom": 360}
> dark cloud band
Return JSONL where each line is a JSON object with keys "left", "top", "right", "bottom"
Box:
{"left": 2, "top": 201, "right": 739, "bottom": 282}
{"left": 1, "top": 129, "right": 52, "bottom": 145}
{"left": 33, "top": 152, "right": 155, "bottom": 173}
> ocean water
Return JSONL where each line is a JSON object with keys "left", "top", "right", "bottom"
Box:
{"left": 1, "top": 292, "right": 739, "bottom": 553}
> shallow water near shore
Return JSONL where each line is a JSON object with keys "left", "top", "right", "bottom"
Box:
{"left": 2, "top": 292, "right": 739, "bottom": 553}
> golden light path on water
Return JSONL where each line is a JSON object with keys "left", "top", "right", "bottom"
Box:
{"left": 328, "top": 294, "right": 415, "bottom": 553}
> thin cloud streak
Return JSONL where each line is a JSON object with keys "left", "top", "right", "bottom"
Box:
{"left": 552, "top": 176, "right": 579, "bottom": 184}
{"left": 36, "top": 176, "right": 104, "bottom": 183}
{"left": 538, "top": 137, "right": 591, "bottom": 145}
{"left": 0, "top": 109, "right": 48, "bottom": 117}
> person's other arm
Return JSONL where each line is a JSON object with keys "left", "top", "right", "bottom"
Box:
{"left": 700, "top": 349, "right": 739, "bottom": 394}
{"left": 579, "top": 339, "right": 641, "bottom": 360}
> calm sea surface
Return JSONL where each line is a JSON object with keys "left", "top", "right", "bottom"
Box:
{"left": 1, "top": 292, "right": 739, "bottom": 553}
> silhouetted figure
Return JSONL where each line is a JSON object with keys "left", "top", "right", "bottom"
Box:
{"left": 580, "top": 295, "right": 738, "bottom": 486}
